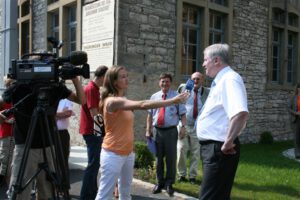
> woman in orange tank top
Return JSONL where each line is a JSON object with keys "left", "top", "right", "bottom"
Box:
{"left": 95, "top": 66, "right": 189, "bottom": 200}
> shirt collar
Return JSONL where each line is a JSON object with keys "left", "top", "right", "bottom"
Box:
{"left": 213, "top": 66, "right": 231, "bottom": 86}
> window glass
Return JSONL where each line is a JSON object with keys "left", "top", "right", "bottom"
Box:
{"left": 272, "top": 29, "right": 282, "bottom": 83}
{"left": 210, "top": 0, "right": 227, "bottom": 6}
{"left": 209, "top": 11, "right": 225, "bottom": 44}
{"left": 288, "top": 13, "right": 298, "bottom": 27}
{"left": 68, "top": 6, "right": 77, "bottom": 53}
{"left": 181, "top": 4, "right": 201, "bottom": 76}
{"left": 273, "top": 8, "right": 285, "bottom": 24}
{"left": 287, "top": 32, "right": 297, "bottom": 84}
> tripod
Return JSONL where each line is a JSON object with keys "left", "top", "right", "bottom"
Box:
{"left": 10, "top": 87, "right": 70, "bottom": 200}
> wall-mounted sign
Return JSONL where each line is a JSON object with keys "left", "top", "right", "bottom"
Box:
{"left": 82, "top": 0, "right": 115, "bottom": 71}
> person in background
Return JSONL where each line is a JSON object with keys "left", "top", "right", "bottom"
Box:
{"left": 95, "top": 66, "right": 188, "bottom": 200}
{"left": 146, "top": 73, "right": 187, "bottom": 197}
{"left": 0, "top": 77, "right": 15, "bottom": 186}
{"left": 197, "top": 43, "right": 249, "bottom": 199}
{"left": 79, "top": 65, "right": 108, "bottom": 200}
{"left": 288, "top": 83, "right": 300, "bottom": 159}
{"left": 177, "top": 72, "right": 209, "bottom": 184}
{"left": 56, "top": 98, "right": 74, "bottom": 189}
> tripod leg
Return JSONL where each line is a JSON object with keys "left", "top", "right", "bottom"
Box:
{"left": 10, "top": 109, "right": 40, "bottom": 200}
{"left": 40, "top": 111, "right": 70, "bottom": 199}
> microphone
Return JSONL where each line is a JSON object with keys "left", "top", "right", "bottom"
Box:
{"left": 56, "top": 51, "right": 88, "bottom": 65}
{"left": 185, "top": 79, "right": 194, "bottom": 93}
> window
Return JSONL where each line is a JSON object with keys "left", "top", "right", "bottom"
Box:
{"left": 181, "top": 4, "right": 201, "bottom": 76}
{"left": 177, "top": 0, "right": 232, "bottom": 80}
{"left": 68, "top": 6, "right": 77, "bottom": 53}
{"left": 21, "top": 21, "right": 30, "bottom": 55}
{"left": 288, "top": 13, "right": 298, "bottom": 27}
{"left": 287, "top": 32, "right": 297, "bottom": 84}
{"left": 18, "top": 0, "right": 31, "bottom": 56}
{"left": 51, "top": 12, "right": 59, "bottom": 40}
{"left": 21, "top": 1, "right": 30, "bottom": 17}
{"left": 209, "top": 11, "right": 225, "bottom": 44}
{"left": 268, "top": 2, "right": 300, "bottom": 87}
{"left": 210, "top": 0, "right": 228, "bottom": 6}
{"left": 271, "top": 29, "right": 282, "bottom": 83}
{"left": 48, "top": 0, "right": 59, "bottom": 4}
{"left": 273, "top": 8, "right": 285, "bottom": 24}
{"left": 47, "top": 1, "right": 80, "bottom": 56}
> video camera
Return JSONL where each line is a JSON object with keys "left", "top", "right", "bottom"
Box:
{"left": 7, "top": 37, "right": 90, "bottom": 84}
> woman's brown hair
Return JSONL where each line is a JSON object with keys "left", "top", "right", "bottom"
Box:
{"left": 99, "top": 65, "right": 125, "bottom": 113}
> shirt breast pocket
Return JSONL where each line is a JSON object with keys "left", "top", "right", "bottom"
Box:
{"left": 167, "top": 105, "right": 178, "bottom": 117}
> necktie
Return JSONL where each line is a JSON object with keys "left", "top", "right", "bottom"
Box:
{"left": 157, "top": 94, "right": 166, "bottom": 126}
{"left": 193, "top": 89, "right": 198, "bottom": 118}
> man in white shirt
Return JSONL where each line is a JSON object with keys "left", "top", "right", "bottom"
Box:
{"left": 177, "top": 72, "right": 209, "bottom": 184}
{"left": 197, "top": 43, "right": 249, "bottom": 200}
{"left": 56, "top": 98, "right": 74, "bottom": 189}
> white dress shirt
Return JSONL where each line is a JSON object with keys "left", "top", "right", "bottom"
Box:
{"left": 197, "top": 67, "right": 248, "bottom": 142}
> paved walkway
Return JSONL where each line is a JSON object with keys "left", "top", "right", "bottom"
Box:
{"left": 69, "top": 146, "right": 197, "bottom": 200}
{"left": 1, "top": 146, "right": 298, "bottom": 199}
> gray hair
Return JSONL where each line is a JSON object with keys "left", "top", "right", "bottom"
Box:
{"left": 204, "top": 43, "right": 230, "bottom": 65}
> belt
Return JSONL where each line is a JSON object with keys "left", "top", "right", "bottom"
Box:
{"left": 154, "top": 126, "right": 176, "bottom": 130}
{"left": 199, "top": 138, "right": 240, "bottom": 145}
{"left": 199, "top": 140, "right": 223, "bottom": 145}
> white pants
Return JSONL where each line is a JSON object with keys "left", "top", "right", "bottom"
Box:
{"left": 177, "top": 125, "right": 200, "bottom": 178}
{"left": 96, "top": 148, "right": 135, "bottom": 200}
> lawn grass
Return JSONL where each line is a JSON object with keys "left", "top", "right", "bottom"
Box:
{"left": 136, "top": 140, "right": 300, "bottom": 200}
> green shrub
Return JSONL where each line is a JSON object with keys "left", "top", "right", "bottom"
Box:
{"left": 134, "top": 141, "right": 155, "bottom": 169}
{"left": 259, "top": 131, "right": 273, "bottom": 144}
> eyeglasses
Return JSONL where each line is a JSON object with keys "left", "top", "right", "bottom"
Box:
{"left": 192, "top": 78, "right": 200, "bottom": 80}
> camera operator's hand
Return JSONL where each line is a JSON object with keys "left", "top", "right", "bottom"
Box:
{"left": 60, "top": 64, "right": 77, "bottom": 80}
{"left": 67, "top": 76, "right": 86, "bottom": 105}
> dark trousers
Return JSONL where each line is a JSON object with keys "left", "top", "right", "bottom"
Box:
{"left": 199, "top": 139, "right": 240, "bottom": 200}
{"left": 155, "top": 127, "right": 178, "bottom": 186}
{"left": 58, "top": 130, "right": 70, "bottom": 189}
{"left": 80, "top": 134, "right": 102, "bottom": 200}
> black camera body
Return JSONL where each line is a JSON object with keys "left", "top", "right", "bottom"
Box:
{"left": 8, "top": 51, "right": 90, "bottom": 84}
{"left": 9, "top": 59, "right": 58, "bottom": 83}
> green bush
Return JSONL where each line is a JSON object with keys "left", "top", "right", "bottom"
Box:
{"left": 259, "top": 131, "right": 274, "bottom": 144}
{"left": 134, "top": 141, "right": 155, "bottom": 169}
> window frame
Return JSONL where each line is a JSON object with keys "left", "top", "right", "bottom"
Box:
{"left": 47, "top": 0, "right": 81, "bottom": 57}
{"left": 267, "top": 1, "right": 300, "bottom": 89}
{"left": 176, "top": 0, "right": 233, "bottom": 82}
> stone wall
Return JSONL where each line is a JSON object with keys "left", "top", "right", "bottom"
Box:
{"left": 116, "top": 0, "right": 178, "bottom": 141}
{"left": 4, "top": 0, "right": 294, "bottom": 145}
{"left": 232, "top": 0, "right": 293, "bottom": 142}
{"left": 32, "top": 0, "right": 47, "bottom": 51}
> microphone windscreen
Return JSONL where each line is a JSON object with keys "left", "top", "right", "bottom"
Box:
{"left": 70, "top": 51, "right": 88, "bottom": 65}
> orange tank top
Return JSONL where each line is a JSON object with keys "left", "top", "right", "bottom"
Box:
{"left": 102, "top": 104, "right": 134, "bottom": 155}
